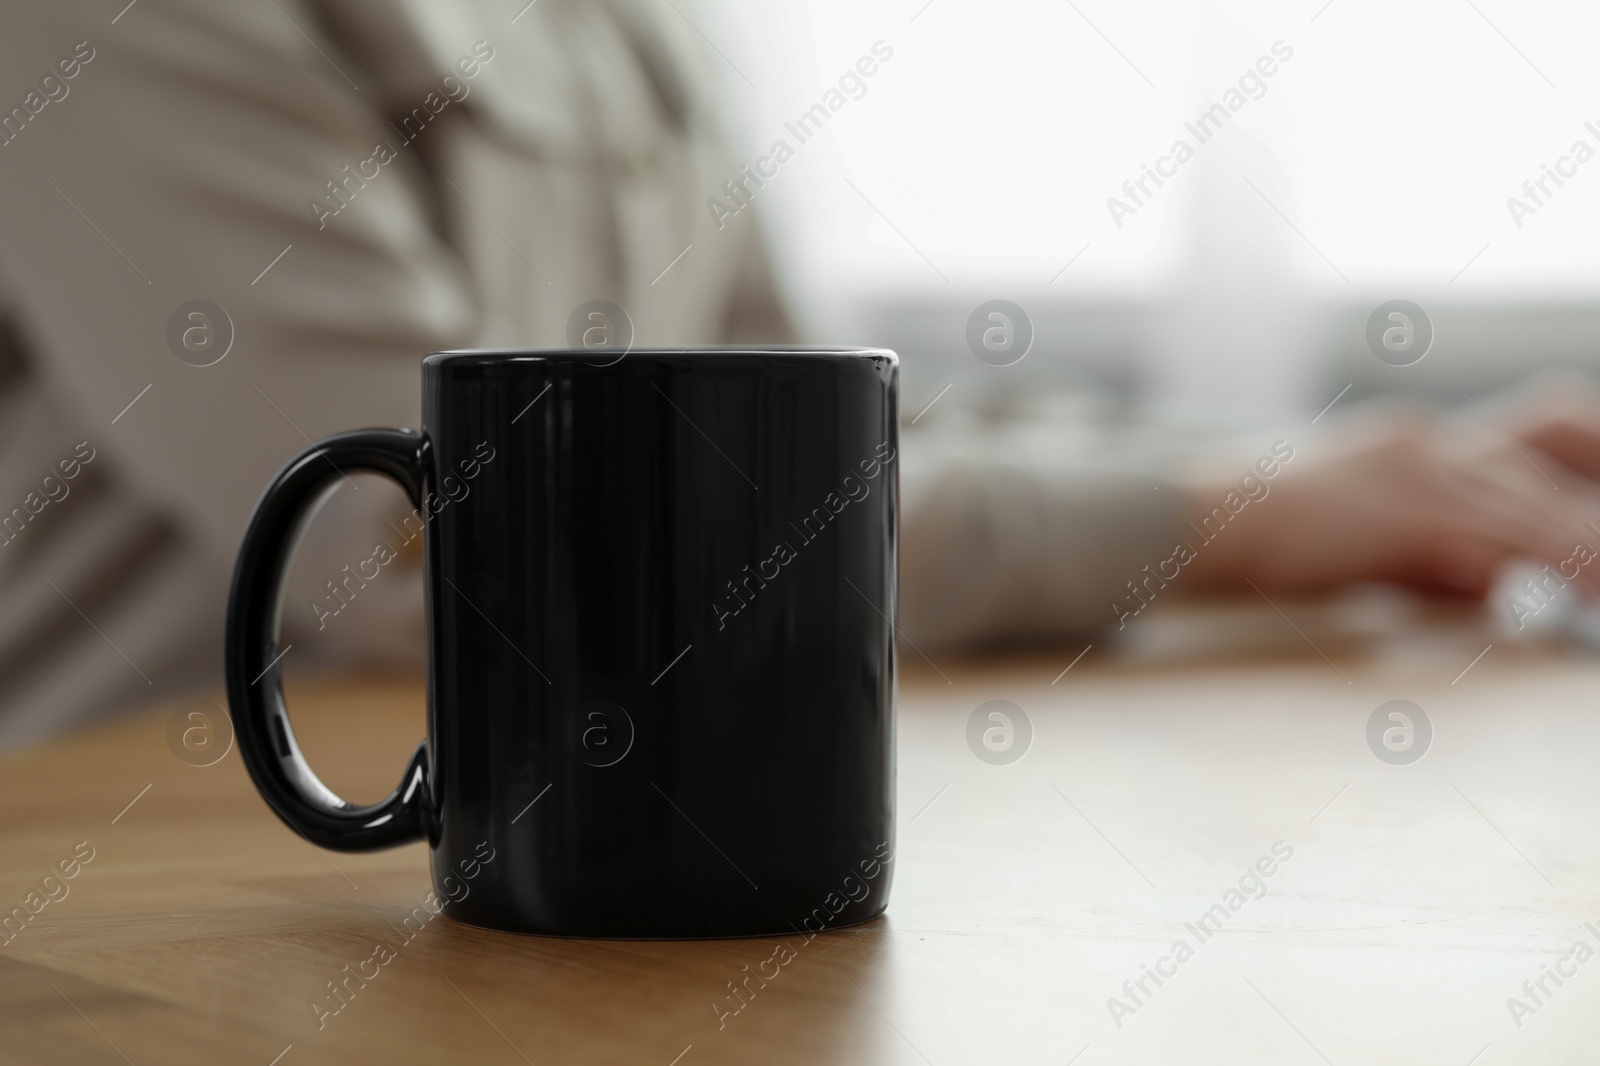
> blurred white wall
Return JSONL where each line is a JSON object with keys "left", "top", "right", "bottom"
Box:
{"left": 699, "top": 0, "right": 1600, "bottom": 420}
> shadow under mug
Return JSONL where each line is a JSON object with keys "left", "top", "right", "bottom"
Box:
{"left": 225, "top": 347, "right": 899, "bottom": 937}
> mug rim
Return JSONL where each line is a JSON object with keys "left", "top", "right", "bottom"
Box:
{"left": 425, "top": 346, "right": 896, "bottom": 366}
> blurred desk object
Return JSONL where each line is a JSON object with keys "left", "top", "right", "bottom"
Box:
{"left": 4, "top": 594, "right": 1600, "bottom": 1065}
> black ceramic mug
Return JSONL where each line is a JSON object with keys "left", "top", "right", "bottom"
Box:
{"left": 225, "top": 348, "right": 898, "bottom": 938}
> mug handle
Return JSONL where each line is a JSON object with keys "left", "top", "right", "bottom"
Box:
{"left": 225, "top": 428, "right": 432, "bottom": 851}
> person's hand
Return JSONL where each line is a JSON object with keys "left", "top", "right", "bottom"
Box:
{"left": 1181, "top": 386, "right": 1600, "bottom": 599}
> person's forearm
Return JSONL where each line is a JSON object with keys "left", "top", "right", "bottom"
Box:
{"left": 899, "top": 446, "right": 1186, "bottom": 648}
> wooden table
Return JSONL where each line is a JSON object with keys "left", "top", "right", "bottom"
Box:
{"left": 5, "top": 597, "right": 1600, "bottom": 1065}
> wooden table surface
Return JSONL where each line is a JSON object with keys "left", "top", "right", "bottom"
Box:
{"left": 5, "top": 597, "right": 1600, "bottom": 1065}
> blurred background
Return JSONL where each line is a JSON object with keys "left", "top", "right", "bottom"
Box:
{"left": 711, "top": 0, "right": 1600, "bottom": 423}
{"left": 5, "top": 0, "right": 1600, "bottom": 745}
